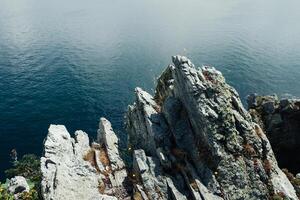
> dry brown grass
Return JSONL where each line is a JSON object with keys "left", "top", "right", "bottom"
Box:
{"left": 263, "top": 159, "right": 272, "bottom": 174}
{"left": 203, "top": 71, "right": 215, "bottom": 83}
{"left": 155, "top": 185, "right": 164, "bottom": 199}
{"left": 98, "top": 181, "right": 106, "bottom": 194}
{"left": 99, "top": 146, "right": 110, "bottom": 166}
{"left": 190, "top": 181, "right": 198, "bottom": 190}
{"left": 101, "top": 168, "right": 113, "bottom": 177}
{"left": 243, "top": 143, "right": 256, "bottom": 157}
{"left": 83, "top": 148, "right": 96, "bottom": 167}
{"left": 153, "top": 105, "right": 161, "bottom": 113}
{"left": 133, "top": 191, "right": 143, "bottom": 200}
{"left": 254, "top": 124, "right": 264, "bottom": 138}
{"left": 282, "top": 168, "right": 294, "bottom": 181}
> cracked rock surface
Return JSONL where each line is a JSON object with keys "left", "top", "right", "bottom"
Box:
{"left": 41, "top": 122, "right": 126, "bottom": 200}
{"left": 41, "top": 56, "right": 298, "bottom": 200}
{"left": 126, "top": 55, "right": 298, "bottom": 200}
{"left": 248, "top": 94, "right": 300, "bottom": 174}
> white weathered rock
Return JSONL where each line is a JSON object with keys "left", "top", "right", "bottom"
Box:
{"left": 41, "top": 125, "right": 117, "bottom": 200}
{"left": 74, "top": 130, "right": 90, "bottom": 158}
{"left": 8, "top": 176, "right": 29, "bottom": 198}
{"left": 271, "top": 168, "right": 298, "bottom": 199}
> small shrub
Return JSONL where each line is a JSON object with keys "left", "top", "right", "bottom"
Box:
{"left": 272, "top": 194, "right": 283, "bottom": 200}
{"left": 291, "top": 178, "right": 300, "bottom": 186}
{"left": 99, "top": 147, "right": 110, "bottom": 166}
{"left": 18, "top": 189, "right": 39, "bottom": 200}
{"left": 98, "top": 181, "right": 106, "bottom": 194}
{"left": 0, "top": 183, "right": 14, "bottom": 200}
{"left": 272, "top": 192, "right": 286, "bottom": 200}
{"left": 282, "top": 168, "right": 294, "bottom": 181}
{"left": 5, "top": 154, "right": 41, "bottom": 184}
{"left": 83, "top": 149, "right": 97, "bottom": 167}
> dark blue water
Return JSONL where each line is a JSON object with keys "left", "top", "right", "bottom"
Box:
{"left": 1, "top": 0, "right": 300, "bottom": 179}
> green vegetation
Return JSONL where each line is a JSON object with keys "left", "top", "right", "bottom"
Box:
{"left": 0, "top": 181, "right": 14, "bottom": 200}
{"left": 18, "top": 188, "right": 39, "bottom": 200}
{"left": 0, "top": 180, "right": 39, "bottom": 200}
{"left": 5, "top": 154, "right": 41, "bottom": 183}
{"left": 2, "top": 154, "right": 42, "bottom": 199}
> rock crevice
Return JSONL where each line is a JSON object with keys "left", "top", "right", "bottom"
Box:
{"left": 40, "top": 56, "right": 299, "bottom": 200}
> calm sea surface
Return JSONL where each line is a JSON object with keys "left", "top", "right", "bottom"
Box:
{"left": 1, "top": 0, "right": 300, "bottom": 178}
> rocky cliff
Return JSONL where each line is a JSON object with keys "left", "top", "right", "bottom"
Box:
{"left": 40, "top": 56, "right": 299, "bottom": 200}
{"left": 248, "top": 94, "right": 300, "bottom": 174}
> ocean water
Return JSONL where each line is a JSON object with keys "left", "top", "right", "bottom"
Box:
{"left": 0, "top": 0, "right": 300, "bottom": 179}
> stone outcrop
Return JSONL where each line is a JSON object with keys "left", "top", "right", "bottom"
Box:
{"left": 40, "top": 120, "right": 130, "bottom": 200}
{"left": 248, "top": 94, "right": 300, "bottom": 174}
{"left": 8, "top": 176, "right": 29, "bottom": 199}
{"left": 126, "top": 56, "right": 298, "bottom": 200}
{"left": 40, "top": 56, "right": 299, "bottom": 200}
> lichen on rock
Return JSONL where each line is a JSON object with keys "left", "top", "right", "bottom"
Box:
{"left": 40, "top": 56, "right": 299, "bottom": 200}
{"left": 125, "top": 55, "right": 298, "bottom": 200}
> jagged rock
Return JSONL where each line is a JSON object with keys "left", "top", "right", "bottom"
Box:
{"left": 40, "top": 55, "right": 299, "bottom": 200}
{"left": 74, "top": 130, "right": 90, "bottom": 158}
{"left": 126, "top": 55, "right": 298, "bottom": 200}
{"left": 126, "top": 87, "right": 170, "bottom": 156}
{"left": 98, "top": 118, "right": 125, "bottom": 171}
{"left": 248, "top": 95, "right": 300, "bottom": 174}
{"left": 132, "top": 149, "right": 168, "bottom": 200}
{"left": 8, "top": 176, "right": 29, "bottom": 199}
{"left": 97, "top": 117, "right": 131, "bottom": 199}
{"left": 41, "top": 125, "right": 117, "bottom": 200}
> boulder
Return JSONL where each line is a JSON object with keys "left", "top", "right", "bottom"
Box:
{"left": 8, "top": 176, "right": 29, "bottom": 199}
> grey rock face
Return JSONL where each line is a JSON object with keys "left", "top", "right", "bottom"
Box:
{"left": 8, "top": 176, "right": 29, "bottom": 199}
{"left": 126, "top": 55, "right": 298, "bottom": 200}
{"left": 98, "top": 118, "right": 125, "bottom": 171}
{"left": 248, "top": 95, "right": 300, "bottom": 174}
{"left": 97, "top": 117, "right": 131, "bottom": 199}
{"left": 40, "top": 55, "right": 298, "bottom": 200}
